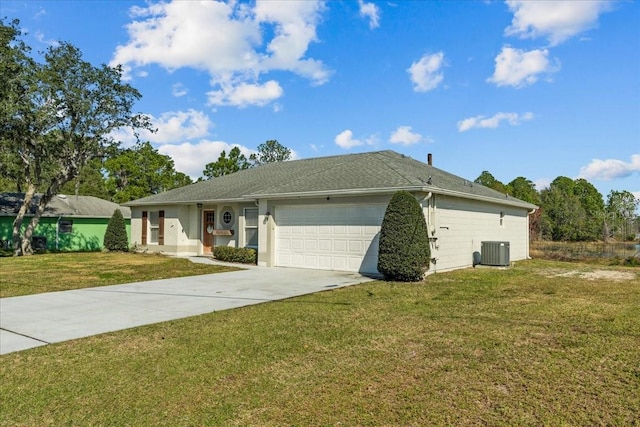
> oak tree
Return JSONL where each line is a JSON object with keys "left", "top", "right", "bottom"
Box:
{"left": 1, "top": 20, "right": 152, "bottom": 255}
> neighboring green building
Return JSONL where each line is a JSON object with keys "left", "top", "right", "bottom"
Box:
{"left": 0, "top": 193, "right": 131, "bottom": 252}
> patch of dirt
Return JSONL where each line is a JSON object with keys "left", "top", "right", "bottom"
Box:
{"left": 551, "top": 270, "right": 636, "bottom": 281}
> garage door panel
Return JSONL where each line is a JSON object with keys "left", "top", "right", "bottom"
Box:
{"left": 348, "top": 256, "right": 365, "bottom": 270}
{"left": 333, "top": 257, "right": 347, "bottom": 269}
{"left": 348, "top": 240, "right": 363, "bottom": 252}
{"left": 276, "top": 204, "right": 385, "bottom": 273}
{"left": 290, "top": 254, "right": 304, "bottom": 265}
{"left": 364, "top": 225, "right": 379, "bottom": 234}
{"left": 318, "top": 239, "right": 332, "bottom": 251}
{"left": 333, "top": 225, "right": 346, "bottom": 234}
{"left": 348, "top": 225, "right": 363, "bottom": 235}
{"left": 304, "top": 254, "right": 318, "bottom": 267}
{"left": 318, "top": 226, "right": 332, "bottom": 235}
{"left": 333, "top": 239, "right": 348, "bottom": 252}
{"left": 318, "top": 255, "right": 332, "bottom": 269}
{"left": 279, "top": 239, "right": 291, "bottom": 250}
{"left": 291, "top": 239, "right": 304, "bottom": 250}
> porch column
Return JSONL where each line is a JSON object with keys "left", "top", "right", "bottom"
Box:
{"left": 257, "top": 199, "right": 275, "bottom": 267}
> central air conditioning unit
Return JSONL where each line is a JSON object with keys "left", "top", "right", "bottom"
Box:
{"left": 32, "top": 236, "right": 47, "bottom": 251}
{"left": 481, "top": 241, "right": 510, "bottom": 266}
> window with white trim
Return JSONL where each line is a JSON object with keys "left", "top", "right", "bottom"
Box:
{"left": 58, "top": 220, "right": 73, "bottom": 234}
{"left": 244, "top": 208, "right": 258, "bottom": 248}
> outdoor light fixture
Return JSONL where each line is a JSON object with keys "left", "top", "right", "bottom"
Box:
{"left": 197, "top": 203, "right": 203, "bottom": 208}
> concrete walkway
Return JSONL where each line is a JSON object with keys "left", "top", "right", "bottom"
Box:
{"left": 0, "top": 259, "right": 373, "bottom": 355}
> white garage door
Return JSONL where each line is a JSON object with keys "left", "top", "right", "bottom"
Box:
{"left": 276, "top": 204, "right": 386, "bottom": 273}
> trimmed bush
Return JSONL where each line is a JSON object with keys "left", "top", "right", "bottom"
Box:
{"left": 213, "top": 246, "right": 257, "bottom": 264}
{"left": 378, "top": 190, "right": 430, "bottom": 281}
{"left": 104, "top": 209, "right": 129, "bottom": 252}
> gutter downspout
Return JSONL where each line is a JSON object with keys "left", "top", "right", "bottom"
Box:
{"left": 420, "top": 192, "right": 437, "bottom": 273}
{"left": 56, "top": 216, "right": 61, "bottom": 250}
{"left": 526, "top": 208, "right": 537, "bottom": 259}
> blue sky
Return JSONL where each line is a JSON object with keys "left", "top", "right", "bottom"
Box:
{"left": 3, "top": 0, "right": 639, "bottom": 202}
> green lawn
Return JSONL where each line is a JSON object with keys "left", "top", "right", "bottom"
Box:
{"left": 0, "top": 252, "right": 237, "bottom": 297}
{"left": 1, "top": 259, "right": 638, "bottom": 425}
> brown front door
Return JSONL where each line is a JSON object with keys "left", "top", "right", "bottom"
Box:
{"left": 203, "top": 210, "right": 215, "bottom": 254}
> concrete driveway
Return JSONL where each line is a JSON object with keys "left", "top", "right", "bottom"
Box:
{"left": 0, "top": 261, "right": 373, "bottom": 355}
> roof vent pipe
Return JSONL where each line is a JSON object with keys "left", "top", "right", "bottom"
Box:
{"left": 427, "top": 153, "right": 433, "bottom": 166}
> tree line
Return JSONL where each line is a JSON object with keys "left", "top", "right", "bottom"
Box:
{"left": 0, "top": 139, "right": 292, "bottom": 203}
{"left": 474, "top": 172, "right": 639, "bottom": 242}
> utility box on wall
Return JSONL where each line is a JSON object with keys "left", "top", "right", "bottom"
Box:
{"left": 481, "top": 241, "right": 510, "bottom": 266}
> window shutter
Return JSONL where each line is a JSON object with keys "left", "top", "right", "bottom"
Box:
{"left": 141, "top": 211, "right": 148, "bottom": 245}
{"left": 158, "top": 210, "right": 165, "bottom": 245}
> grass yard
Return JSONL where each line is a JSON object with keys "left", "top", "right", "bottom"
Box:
{"left": 1, "top": 259, "right": 639, "bottom": 425}
{"left": 0, "top": 252, "right": 237, "bottom": 297}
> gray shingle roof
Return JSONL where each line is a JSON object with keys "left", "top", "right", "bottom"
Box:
{"left": 125, "top": 150, "right": 536, "bottom": 209}
{"left": 0, "top": 193, "right": 131, "bottom": 218}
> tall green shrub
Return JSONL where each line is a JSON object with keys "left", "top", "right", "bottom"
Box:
{"left": 104, "top": 209, "right": 129, "bottom": 251}
{"left": 378, "top": 190, "right": 430, "bottom": 281}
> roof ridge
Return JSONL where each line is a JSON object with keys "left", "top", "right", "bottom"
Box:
{"left": 374, "top": 151, "right": 424, "bottom": 186}
{"left": 272, "top": 149, "right": 394, "bottom": 164}
{"left": 250, "top": 152, "right": 367, "bottom": 195}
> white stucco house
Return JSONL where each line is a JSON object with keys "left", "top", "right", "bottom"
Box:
{"left": 125, "top": 151, "right": 537, "bottom": 274}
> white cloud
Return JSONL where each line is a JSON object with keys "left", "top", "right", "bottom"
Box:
{"left": 457, "top": 112, "right": 534, "bottom": 132}
{"left": 111, "top": 109, "right": 213, "bottom": 145}
{"left": 487, "top": 46, "right": 559, "bottom": 88}
{"left": 34, "top": 31, "right": 59, "bottom": 47}
{"left": 335, "top": 130, "right": 363, "bottom": 149}
{"left": 578, "top": 154, "right": 640, "bottom": 181}
{"left": 407, "top": 52, "right": 445, "bottom": 92}
{"left": 158, "top": 140, "right": 254, "bottom": 180}
{"left": 534, "top": 178, "right": 551, "bottom": 191}
{"left": 34, "top": 7, "right": 47, "bottom": 19}
{"left": 505, "top": 0, "right": 612, "bottom": 46}
{"left": 334, "top": 130, "right": 378, "bottom": 149}
{"left": 111, "top": 0, "right": 329, "bottom": 107}
{"left": 207, "top": 80, "right": 283, "bottom": 108}
{"left": 358, "top": 0, "right": 381, "bottom": 29}
{"left": 254, "top": 1, "right": 330, "bottom": 84}
{"left": 172, "top": 83, "right": 187, "bottom": 97}
{"left": 389, "top": 126, "right": 422, "bottom": 145}
{"left": 148, "top": 109, "right": 213, "bottom": 143}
